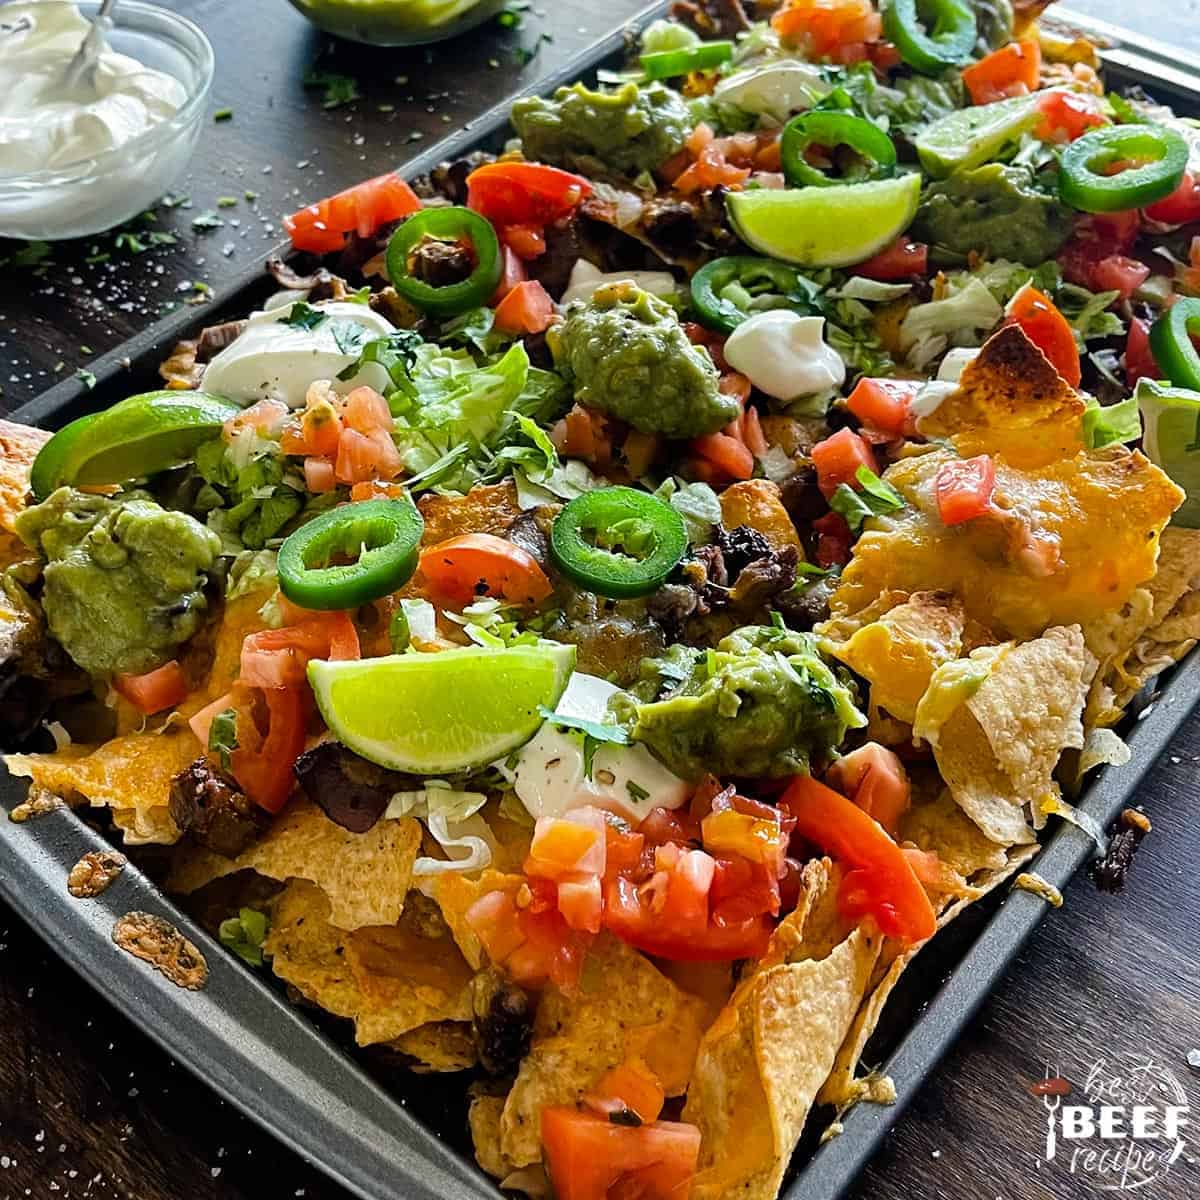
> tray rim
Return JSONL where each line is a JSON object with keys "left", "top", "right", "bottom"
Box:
{"left": 5, "top": 6, "right": 1200, "bottom": 1200}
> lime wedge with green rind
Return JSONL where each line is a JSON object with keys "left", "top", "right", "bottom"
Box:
{"left": 725, "top": 174, "right": 921, "bottom": 269}
{"left": 32, "top": 390, "right": 241, "bottom": 499}
{"left": 915, "top": 90, "right": 1058, "bottom": 178}
{"left": 29, "top": 411, "right": 103, "bottom": 501}
{"left": 1136, "top": 378, "right": 1200, "bottom": 527}
{"left": 308, "top": 642, "right": 577, "bottom": 773}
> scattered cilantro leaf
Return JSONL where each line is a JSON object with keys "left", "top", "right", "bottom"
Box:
{"left": 191, "top": 210, "right": 224, "bottom": 232}
{"left": 208, "top": 708, "right": 239, "bottom": 771}
{"left": 829, "top": 465, "right": 905, "bottom": 531}
{"left": 9, "top": 240, "right": 51, "bottom": 269}
{"left": 77, "top": 369, "right": 97, "bottom": 390}
{"left": 303, "top": 68, "right": 362, "bottom": 110}
{"left": 213, "top": 107, "right": 234, "bottom": 122}
{"left": 283, "top": 300, "right": 327, "bottom": 331}
{"left": 626, "top": 780, "right": 650, "bottom": 804}
{"left": 330, "top": 320, "right": 368, "bottom": 355}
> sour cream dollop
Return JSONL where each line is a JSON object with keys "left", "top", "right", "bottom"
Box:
{"left": 723, "top": 311, "right": 846, "bottom": 401}
{"left": 202, "top": 301, "right": 399, "bottom": 408}
{"left": 0, "top": 3, "right": 187, "bottom": 174}
{"left": 499, "top": 673, "right": 690, "bottom": 826}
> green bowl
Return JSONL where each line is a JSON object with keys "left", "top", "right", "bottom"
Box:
{"left": 285, "top": 0, "right": 506, "bottom": 45}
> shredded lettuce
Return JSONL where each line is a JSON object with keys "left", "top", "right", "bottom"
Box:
{"left": 219, "top": 907, "right": 269, "bottom": 967}
{"left": 193, "top": 437, "right": 304, "bottom": 552}
{"left": 899, "top": 277, "right": 1004, "bottom": 371}
{"left": 829, "top": 466, "right": 906, "bottom": 530}
{"left": 385, "top": 784, "right": 494, "bottom": 876}
{"left": 1083, "top": 395, "right": 1142, "bottom": 449}
{"left": 653, "top": 477, "right": 722, "bottom": 545}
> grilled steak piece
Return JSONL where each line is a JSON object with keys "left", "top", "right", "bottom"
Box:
{"left": 169, "top": 758, "right": 268, "bottom": 858}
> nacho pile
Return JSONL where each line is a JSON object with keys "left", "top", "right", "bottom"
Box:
{"left": 5, "top": 3, "right": 1200, "bottom": 1197}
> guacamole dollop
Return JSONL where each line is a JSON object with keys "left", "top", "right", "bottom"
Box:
{"left": 611, "top": 623, "right": 865, "bottom": 780}
{"left": 511, "top": 80, "right": 692, "bottom": 176}
{"left": 548, "top": 282, "right": 737, "bottom": 438}
{"left": 912, "top": 164, "right": 1073, "bottom": 266}
{"left": 16, "top": 488, "right": 221, "bottom": 677}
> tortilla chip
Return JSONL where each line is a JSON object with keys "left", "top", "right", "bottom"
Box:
{"left": 5, "top": 727, "right": 197, "bottom": 845}
{"left": 827, "top": 591, "right": 964, "bottom": 724}
{"left": 917, "top": 626, "right": 1094, "bottom": 845}
{"left": 169, "top": 796, "right": 421, "bottom": 930}
{"left": 265, "top": 880, "right": 473, "bottom": 1046}
{"left": 719, "top": 479, "right": 804, "bottom": 555}
{"left": 417, "top": 481, "right": 523, "bottom": 546}
{"left": 500, "top": 934, "right": 709, "bottom": 1167}
{"left": 390, "top": 1022, "right": 478, "bottom": 1073}
{"left": 470, "top": 1093, "right": 516, "bottom": 1180}
{"left": 898, "top": 778, "right": 1010, "bottom": 879}
{"left": 0, "top": 418, "right": 50, "bottom": 534}
{"left": 916, "top": 324, "right": 1086, "bottom": 468}
{"left": 683, "top": 928, "right": 880, "bottom": 1200}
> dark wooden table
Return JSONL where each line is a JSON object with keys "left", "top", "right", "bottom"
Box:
{"left": 3, "top": 3, "right": 1200, "bottom": 1199}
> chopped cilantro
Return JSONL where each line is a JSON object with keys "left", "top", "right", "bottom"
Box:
{"left": 77, "top": 369, "right": 97, "bottom": 390}
{"left": 191, "top": 210, "right": 224, "bottom": 232}
{"left": 303, "top": 68, "right": 362, "bottom": 110}
{"left": 626, "top": 780, "right": 650, "bottom": 804}
{"left": 8, "top": 240, "right": 51, "bottom": 268}
{"left": 217, "top": 196, "right": 239, "bottom": 208}
{"left": 283, "top": 301, "right": 327, "bottom": 331}
{"left": 330, "top": 320, "right": 368, "bottom": 355}
{"left": 828, "top": 465, "right": 905, "bottom": 531}
{"left": 114, "top": 232, "right": 148, "bottom": 254}
{"left": 213, "top": 107, "right": 234, "bottom": 122}
{"left": 208, "top": 708, "right": 239, "bottom": 770}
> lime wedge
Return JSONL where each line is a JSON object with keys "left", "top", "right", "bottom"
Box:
{"left": 725, "top": 175, "right": 921, "bottom": 268}
{"left": 309, "top": 643, "right": 577, "bottom": 773}
{"left": 29, "top": 411, "right": 102, "bottom": 501}
{"left": 915, "top": 91, "right": 1049, "bottom": 178}
{"left": 1136, "top": 379, "right": 1200, "bottom": 527}
{"left": 32, "top": 390, "right": 241, "bottom": 498}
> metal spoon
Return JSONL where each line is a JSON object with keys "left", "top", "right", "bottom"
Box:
{"left": 61, "top": 0, "right": 119, "bottom": 92}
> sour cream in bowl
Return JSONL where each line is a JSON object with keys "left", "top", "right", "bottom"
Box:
{"left": 0, "top": 2, "right": 213, "bottom": 240}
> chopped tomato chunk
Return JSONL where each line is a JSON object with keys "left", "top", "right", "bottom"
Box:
{"left": 961, "top": 40, "right": 1040, "bottom": 106}
{"left": 771, "top": 0, "right": 883, "bottom": 62}
{"left": 825, "top": 743, "right": 910, "bottom": 837}
{"left": 1088, "top": 254, "right": 1150, "bottom": 300}
{"left": 466, "top": 161, "right": 592, "bottom": 227}
{"left": 501, "top": 223, "right": 547, "bottom": 260}
{"left": 113, "top": 660, "right": 188, "bottom": 715}
{"left": 585, "top": 1059, "right": 666, "bottom": 1124}
{"left": 813, "top": 511, "right": 853, "bottom": 567}
{"left": 418, "top": 532, "right": 553, "bottom": 608}
{"left": 240, "top": 611, "right": 361, "bottom": 690}
{"left": 284, "top": 171, "right": 422, "bottom": 255}
{"left": 690, "top": 431, "right": 755, "bottom": 481}
{"left": 230, "top": 685, "right": 308, "bottom": 814}
{"left": 466, "top": 884, "right": 589, "bottom": 991}
{"left": 491, "top": 244, "right": 528, "bottom": 304}
{"left": 853, "top": 236, "right": 928, "bottom": 280}
{"left": 1125, "top": 316, "right": 1160, "bottom": 387}
{"left": 780, "top": 774, "right": 936, "bottom": 943}
{"left": 304, "top": 456, "right": 337, "bottom": 494}
{"left": 846, "top": 377, "right": 922, "bottom": 438}
{"left": 811, "top": 427, "right": 877, "bottom": 498}
{"left": 493, "top": 280, "right": 556, "bottom": 335}
{"left": 1144, "top": 170, "right": 1200, "bottom": 224}
{"left": 935, "top": 454, "right": 996, "bottom": 526}
{"left": 1035, "top": 90, "right": 1106, "bottom": 142}
{"left": 1005, "top": 284, "right": 1081, "bottom": 387}
{"left": 541, "top": 1108, "right": 701, "bottom": 1200}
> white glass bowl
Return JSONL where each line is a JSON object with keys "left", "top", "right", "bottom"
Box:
{"left": 285, "top": 0, "right": 507, "bottom": 46}
{"left": 0, "top": 1, "right": 214, "bottom": 241}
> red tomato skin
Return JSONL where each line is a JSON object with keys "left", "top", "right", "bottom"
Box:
{"left": 846, "top": 377, "right": 922, "bottom": 437}
{"left": 491, "top": 244, "right": 528, "bottom": 304}
{"left": 1144, "top": 171, "right": 1200, "bottom": 224}
{"left": 811, "top": 428, "right": 877, "bottom": 498}
{"left": 853, "top": 237, "right": 928, "bottom": 280}
{"left": 113, "top": 660, "right": 189, "bottom": 714}
{"left": 1088, "top": 254, "right": 1150, "bottom": 300}
{"left": 1005, "top": 284, "right": 1081, "bottom": 387}
{"left": 780, "top": 774, "right": 936, "bottom": 943}
{"left": 825, "top": 742, "right": 910, "bottom": 836}
{"left": 502, "top": 223, "right": 548, "bottom": 260}
{"left": 466, "top": 161, "right": 591, "bottom": 227}
{"left": 418, "top": 532, "right": 553, "bottom": 608}
{"left": 935, "top": 454, "right": 997, "bottom": 526}
{"left": 1125, "top": 316, "right": 1160, "bottom": 387}
{"left": 1035, "top": 90, "right": 1106, "bottom": 142}
{"left": 690, "top": 431, "right": 755, "bottom": 481}
{"left": 285, "top": 172, "right": 421, "bottom": 254}
{"left": 541, "top": 1108, "right": 700, "bottom": 1200}
{"left": 813, "top": 511, "right": 853, "bottom": 567}
{"left": 342, "top": 387, "right": 393, "bottom": 435}
{"left": 961, "top": 40, "right": 1040, "bottom": 106}
{"left": 231, "top": 686, "right": 307, "bottom": 814}
{"left": 493, "top": 280, "right": 557, "bottom": 335}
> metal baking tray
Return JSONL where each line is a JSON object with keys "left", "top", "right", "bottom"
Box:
{"left": 4, "top": 6, "right": 1200, "bottom": 1199}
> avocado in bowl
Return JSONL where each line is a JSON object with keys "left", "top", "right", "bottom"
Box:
{"left": 286, "top": 0, "right": 506, "bottom": 45}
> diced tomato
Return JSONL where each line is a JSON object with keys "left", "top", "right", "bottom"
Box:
{"left": 846, "top": 377, "right": 922, "bottom": 438}
{"left": 348, "top": 480, "right": 407, "bottom": 502}
{"left": 868, "top": 38, "right": 902, "bottom": 70}
{"left": 1090, "top": 209, "right": 1141, "bottom": 250}
{"left": 491, "top": 244, "right": 528, "bottom": 305}
{"left": 1034, "top": 90, "right": 1107, "bottom": 143}
{"left": 342, "top": 386, "right": 393, "bottom": 435}
{"left": 493, "top": 280, "right": 556, "bottom": 335}
{"left": 825, "top": 743, "right": 910, "bottom": 837}
{"left": 304, "top": 456, "right": 337, "bottom": 494}
{"left": 701, "top": 807, "right": 788, "bottom": 878}
{"left": 284, "top": 172, "right": 422, "bottom": 255}
{"left": 780, "top": 774, "right": 936, "bottom": 943}
{"left": 541, "top": 1108, "right": 700, "bottom": 1200}
{"left": 527, "top": 809, "right": 607, "bottom": 882}
{"left": 224, "top": 398, "right": 289, "bottom": 442}
{"left": 466, "top": 161, "right": 592, "bottom": 227}
{"left": 231, "top": 685, "right": 308, "bottom": 814}
{"left": 811, "top": 428, "right": 877, "bottom": 498}
{"left": 1089, "top": 254, "right": 1150, "bottom": 300}
{"left": 690, "top": 431, "right": 755, "bottom": 481}
{"left": 771, "top": 0, "right": 883, "bottom": 61}
{"left": 240, "top": 611, "right": 361, "bottom": 689}
{"left": 585, "top": 1059, "right": 666, "bottom": 1124}
{"left": 418, "top": 532, "right": 553, "bottom": 608}
{"left": 1125, "top": 316, "right": 1160, "bottom": 387}
{"left": 961, "top": 40, "right": 1040, "bottom": 106}
{"left": 674, "top": 140, "right": 752, "bottom": 195}
{"left": 1005, "top": 283, "right": 1081, "bottom": 387}
{"left": 740, "top": 405, "right": 768, "bottom": 458}
{"left": 934, "top": 454, "right": 996, "bottom": 526}
{"left": 1143, "top": 170, "right": 1200, "bottom": 224}
{"left": 501, "top": 223, "right": 547, "bottom": 260}
{"left": 467, "top": 885, "right": 589, "bottom": 991}
{"left": 113, "top": 660, "right": 189, "bottom": 715}
{"left": 852, "top": 236, "right": 928, "bottom": 280}
{"left": 335, "top": 427, "right": 403, "bottom": 485}
{"left": 813, "top": 511, "right": 853, "bottom": 567}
